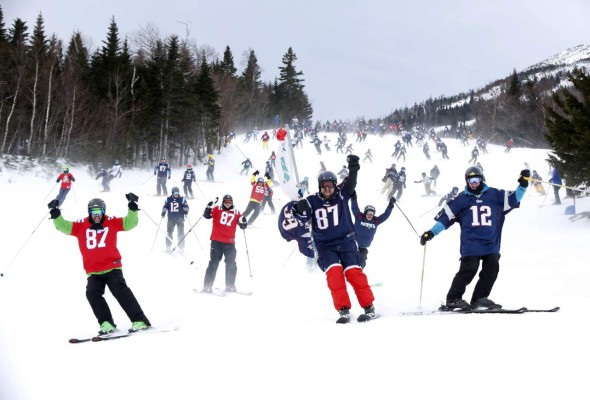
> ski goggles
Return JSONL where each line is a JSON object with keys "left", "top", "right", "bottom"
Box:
{"left": 320, "top": 181, "right": 336, "bottom": 189}
{"left": 90, "top": 207, "right": 104, "bottom": 217}
{"left": 467, "top": 176, "right": 482, "bottom": 184}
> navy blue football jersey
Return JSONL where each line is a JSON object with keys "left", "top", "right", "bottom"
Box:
{"left": 434, "top": 186, "right": 520, "bottom": 257}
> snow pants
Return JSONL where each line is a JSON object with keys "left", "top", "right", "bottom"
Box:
{"left": 446, "top": 253, "right": 500, "bottom": 304}
{"left": 86, "top": 269, "right": 150, "bottom": 327}
{"left": 203, "top": 240, "right": 237, "bottom": 288}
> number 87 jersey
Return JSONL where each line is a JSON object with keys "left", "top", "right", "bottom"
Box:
{"left": 434, "top": 187, "right": 521, "bottom": 257}
{"left": 305, "top": 186, "right": 357, "bottom": 247}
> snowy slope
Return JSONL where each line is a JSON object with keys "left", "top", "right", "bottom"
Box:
{"left": 0, "top": 132, "right": 589, "bottom": 400}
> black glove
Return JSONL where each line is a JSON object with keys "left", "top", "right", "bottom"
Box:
{"left": 518, "top": 169, "right": 531, "bottom": 188}
{"left": 388, "top": 197, "right": 396, "bottom": 208}
{"left": 265, "top": 173, "right": 271, "bottom": 180}
{"left": 347, "top": 154, "right": 360, "bottom": 172}
{"left": 239, "top": 216, "right": 248, "bottom": 230}
{"left": 207, "top": 201, "right": 214, "bottom": 207}
{"left": 47, "top": 199, "right": 59, "bottom": 209}
{"left": 168, "top": 176, "right": 170, "bottom": 180}
{"left": 161, "top": 211, "right": 166, "bottom": 218}
{"left": 420, "top": 230, "right": 434, "bottom": 246}
{"left": 49, "top": 208, "right": 61, "bottom": 219}
{"left": 253, "top": 170, "right": 259, "bottom": 176}
{"left": 183, "top": 207, "right": 189, "bottom": 215}
{"left": 125, "top": 193, "right": 139, "bottom": 202}
{"left": 128, "top": 201, "right": 139, "bottom": 211}
{"left": 56, "top": 179, "right": 60, "bottom": 183}
{"left": 295, "top": 199, "right": 311, "bottom": 215}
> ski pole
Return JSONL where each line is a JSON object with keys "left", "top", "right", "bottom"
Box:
{"left": 150, "top": 215, "right": 164, "bottom": 252}
{"left": 282, "top": 247, "right": 297, "bottom": 266}
{"left": 525, "top": 177, "right": 590, "bottom": 195}
{"left": 420, "top": 203, "right": 440, "bottom": 218}
{"left": 394, "top": 202, "right": 420, "bottom": 236}
{"left": 185, "top": 216, "right": 204, "bottom": 250}
{"left": 1, "top": 211, "right": 50, "bottom": 277}
{"left": 419, "top": 243, "right": 427, "bottom": 308}
{"left": 142, "top": 174, "right": 154, "bottom": 185}
{"left": 242, "top": 228, "right": 253, "bottom": 279}
{"left": 172, "top": 198, "right": 218, "bottom": 253}
{"left": 42, "top": 181, "right": 59, "bottom": 202}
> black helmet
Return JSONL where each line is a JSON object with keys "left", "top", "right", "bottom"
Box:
{"left": 465, "top": 166, "right": 485, "bottom": 181}
{"left": 318, "top": 171, "right": 337, "bottom": 189}
{"left": 364, "top": 205, "right": 376, "bottom": 215}
{"left": 464, "top": 166, "right": 485, "bottom": 194}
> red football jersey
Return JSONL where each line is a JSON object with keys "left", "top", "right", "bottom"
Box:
{"left": 70, "top": 215, "right": 125, "bottom": 274}
{"left": 209, "top": 206, "right": 242, "bottom": 244}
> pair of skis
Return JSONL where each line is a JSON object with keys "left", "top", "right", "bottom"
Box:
{"left": 69, "top": 325, "right": 177, "bottom": 344}
{"left": 400, "top": 306, "right": 560, "bottom": 316}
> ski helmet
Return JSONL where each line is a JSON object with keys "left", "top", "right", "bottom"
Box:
{"left": 364, "top": 205, "right": 376, "bottom": 215}
{"left": 171, "top": 187, "right": 180, "bottom": 195}
{"left": 318, "top": 171, "right": 337, "bottom": 190}
{"left": 222, "top": 194, "right": 233, "bottom": 209}
{"left": 88, "top": 198, "right": 106, "bottom": 219}
{"left": 464, "top": 166, "right": 485, "bottom": 194}
{"left": 257, "top": 177, "right": 265, "bottom": 183}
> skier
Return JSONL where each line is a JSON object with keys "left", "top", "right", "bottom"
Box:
{"left": 337, "top": 165, "right": 349, "bottom": 181}
{"left": 182, "top": 164, "right": 196, "bottom": 199}
{"left": 205, "top": 154, "right": 215, "bottom": 181}
{"left": 55, "top": 165, "right": 76, "bottom": 206}
{"left": 202, "top": 195, "right": 247, "bottom": 292}
{"left": 323, "top": 135, "right": 331, "bottom": 151}
{"left": 549, "top": 167, "right": 562, "bottom": 205}
{"left": 419, "top": 166, "right": 530, "bottom": 310}
{"left": 154, "top": 158, "right": 171, "bottom": 196}
{"left": 430, "top": 165, "right": 440, "bottom": 188}
{"left": 298, "top": 176, "right": 309, "bottom": 197}
{"left": 531, "top": 170, "right": 546, "bottom": 195}
{"left": 468, "top": 146, "right": 480, "bottom": 165}
{"left": 240, "top": 158, "right": 253, "bottom": 175}
{"left": 261, "top": 131, "right": 270, "bottom": 150}
{"left": 241, "top": 171, "right": 271, "bottom": 225}
{"left": 351, "top": 196, "right": 395, "bottom": 267}
{"left": 109, "top": 160, "right": 123, "bottom": 180}
{"left": 294, "top": 155, "right": 377, "bottom": 323}
{"left": 261, "top": 185, "right": 276, "bottom": 214}
{"left": 95, "top": 164, "right": 112, "bottom": 192}
{"left": 415, "top": 172, "right": 436, "bottom": 196}
{"left": 423, "top": 143, "right": 431, "bottom": 160}
{"left": 504, "top": 138, "right": 514, "bottom": 152}
{"left": 161, "top": 187, "right": 189, "bottom": 252}
{"left": 47, "top": 194, "right": 151, "bottom": 334}
{"left": 363, "top": 149, "right": 373, "bottom": 163}
{"left": 438, "top": 186, "right": 459, "bottom": 206}
{"left": 311, "top": 136, "right": 322, "bottom": 155}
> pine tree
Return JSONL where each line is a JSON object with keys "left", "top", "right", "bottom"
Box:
{"left": 276, "top": 47, "right": 312, "bottom": 123}
{"left": 544, "top": 68, "right": 590, "bottom": 187}
{"left": 195, "top": 53, "right": 221, "bottom": 153}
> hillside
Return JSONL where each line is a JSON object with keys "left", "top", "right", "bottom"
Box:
{"left": 1, "top": 132, "right": 589, "bottom": 400}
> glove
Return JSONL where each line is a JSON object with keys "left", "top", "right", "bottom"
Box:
{"left": 295, "top": 199, "right": 311, "bottom": 215}
{"left": 168, "top": 176, "right": 171, "bottom": 180}
{"left": 420, "top": 230, "right": 434, "bottom": 246}
{"left": 347, "top": 154, "right": 360, "bottom": 172}
{"left": 183, "top": 207, "right": 189, "bottom": 215}
{"left": 49, "top": 208, "right": 61, "bottom": 219}
{"left": 239, "top": 216, "right": 248, "bottom": 230}
{"left": 125, "top": 193, "right": 139, "bottom": 202}
{"left": 388, "top": 197, "right": 396, "bottom": 208}
{"left": 518, "top": 169, "right": 531, "bottom": 187}
{"left": 47, "top": 199, "right": 59, "bottom": 209}
{"left": 56, "top": 179, "right": 60, "bottom": 183}
{"left": 253, "top": 170, "right": 259, "bottom": 176}
{"left": 207, "top": 201, "right": 214, "bottom": 207}
{"left": 161, "top": 211, "right": 166, "bottom": 218}
{"left": 265, "top": 173, "right": 271, "bottom": 180}
{"left": 128, "top": 201, "right": 139, "bottom": 211}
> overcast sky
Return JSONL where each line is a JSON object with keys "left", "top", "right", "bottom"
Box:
{"left": 4, "top": 0, "right": 590, "bottom": 121}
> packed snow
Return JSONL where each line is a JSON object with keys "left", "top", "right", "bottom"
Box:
{"left": 1, "top": 130, "right": 588, "bottom": 400}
